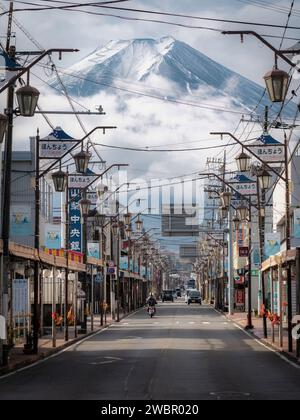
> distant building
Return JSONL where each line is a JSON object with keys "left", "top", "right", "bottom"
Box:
{"left": 2, "top": 136, "right": 54, "bottom": 248}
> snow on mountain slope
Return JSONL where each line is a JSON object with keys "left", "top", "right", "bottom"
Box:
{"left": 51, "top": 36, "right": 296, "bottom": 117}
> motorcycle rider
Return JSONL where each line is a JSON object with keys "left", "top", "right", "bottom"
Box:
{"left": 147, "top": 293, "right": 157, "bottom": 313}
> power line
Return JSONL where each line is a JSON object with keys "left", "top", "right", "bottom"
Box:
{"left": 15, "top": 0, "right": 300, "bottom": 30}
{"left": 37, "top": 63, "right": 260, "bottom": 116}
{"left": 279, "top": 0, "right": 295, "bottom": 50}
{"left": 0, "top": 0, "right": 132, "bottom": 14}
{"left": 236, "top": 0, "right": 300, "bottom": 17}
{"left": 91, "top": 139, "right": 263, "bottom": 153}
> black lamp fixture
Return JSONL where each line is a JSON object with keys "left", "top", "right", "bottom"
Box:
{"left": 0, "top": 113, "right": 8, "bottom": 143}
{"left": 236, "top": 150, "right": 251, "bottom": 172}
{"left": 220, "top": 190, "right": 232, "bottom": 209}
{"left": 125, "top": 224, "right": 132, "bottom": 240}
{"left": 219, "top": 206, "right": 228, "bottom": 220}
{"left": 79, "top": 198, "right": 91, "bottom": 218}
{"left": 232, "top": 214, "right": 241, "bottom": 231}
{"left": 258, "top": 168, "right": 272, "bottom": 191}
{"left": 96, "top": 181, "right": 108, "bottom": 199}
{"left": 264, "top": 67, "right": 289, "bottom": 103}
{"left": 95, "top": 213, "right": 106, "bottom": 227}
{"left": 135, "top": 216, "right": 143, "bottom": 231}
{"left": 111, "top": 222, "right": 120, "bottom": 237}
{"left": 15, "top": 84, "right": 40, "bottom": 117}
{"left": 73, "top": 148, "right": 92, "bottom": 174}
{"left": 124, "top": 212, "right": 132, "bottom": 226}
{"left": 237, "top": 206, "right": 249, "bottom": 222}
{"left": 52, "top": 169, "right": 68, "bottom": 192}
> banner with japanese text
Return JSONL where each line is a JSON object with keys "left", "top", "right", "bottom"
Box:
{"left": 69, "top": 188, "right": 82, "bottom": 252}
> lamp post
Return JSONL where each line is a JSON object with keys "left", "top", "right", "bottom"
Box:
{"left": 52, "top": 166, "right": 71, "bottom": 341}
{"left": 211, "top": 130, "right": 294, "bottom": 351}
{"left": 112, "top": 222, "right": 121, "bottom": 322}
{"left": 0, "top": 44, "right": 78, "bottom": 359}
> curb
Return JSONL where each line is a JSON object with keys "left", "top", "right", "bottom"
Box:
{"left": 217, "top": 308, "right": 300, "bottom": 367}
{"left": 0, "top": 308, "right": 142, "bottom": 377}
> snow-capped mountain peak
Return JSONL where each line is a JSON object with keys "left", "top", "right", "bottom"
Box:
{"left": 52, "top": 37, "right": 296, "bottom": 117}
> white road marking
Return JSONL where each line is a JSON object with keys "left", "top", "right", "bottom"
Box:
{"left": 203, "top": 322, "right": 210, "bottom": 325}
{"left": 89, "top": 356, "right": 122, "bottom": 366}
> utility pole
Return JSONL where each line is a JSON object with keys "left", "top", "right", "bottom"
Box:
{"left": 1, "top": 2, "right": 15, "bottom": 349}
{"left": 32, "top": 130, "right": 40, "bottom": 353}
{"left": 245, "top": 197, "right": 254, "bottom": 330}
{"left": 284, "top": 131, "right": 293, "bottom": 352}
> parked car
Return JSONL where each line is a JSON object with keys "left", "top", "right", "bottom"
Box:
{"left": 187, "top": 290, "right": 202, "bottom": 305}
{"left": 162, "top": 290, "right": 174, "bottom": 302}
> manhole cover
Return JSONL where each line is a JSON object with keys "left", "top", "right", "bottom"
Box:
{"left": 210, "top": 392, "right": 252, "bottom": 400}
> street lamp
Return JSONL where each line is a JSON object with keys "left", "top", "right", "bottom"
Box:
{"left": 237, "top": 206, "right": 249, "bottom": 222}
{"left": 219, "top": 206, "right": 228, "bottom": 220}
{"left": 51, "top": 170, "right": 68, "bottom": 193}
{"left": 111, "top": 222, "right": 120, "bottom": 237}
{"left": 79, "top": 198, "right": 91, "bottom": 218}
{"left": 95, "top": 213, "right": 106, "bottom": 227}
{"left": 264, "top": 67, "right": 290, "bottom": 103}
{"left": 220, "top": 191, "right": 232, "bottom": 209}
{"left": 135, "top": 217, "right": 143, "bottom": 231}
{"left": 124, "top": 213, "right": 132, "bottom": 226}
{"left": 0, "top": 113, "right": 8, "bottom": 143}
{"left": 233, "top": 214, "right": 241, "bottom": 231}
{"left": 73, "top": 149, "right": 92, "bottom": 174}
{"left": 236, "top": 151, "right": 251, "bottom": 172}
{"left": 15, "top": 85, "right": 40, "bottom": 117}
{"left": 258, "top": 168, "right": 272, "bottom": 191}
{"left": 125, "top": 224, "right": 132, "bottom": 239}
{"left": 96, "top": 181, "right": 108, "bottom": 199}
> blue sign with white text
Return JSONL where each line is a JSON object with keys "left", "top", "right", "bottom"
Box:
{"left": 69, "top": 188, "right": 82, "bottom": 252}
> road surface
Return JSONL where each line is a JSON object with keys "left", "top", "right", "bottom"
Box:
{"left": 1, "top": 303, "right": 300, "bottom": 400}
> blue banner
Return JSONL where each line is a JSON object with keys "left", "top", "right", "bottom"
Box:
{"left": 45, "top": 224, "right": 61, "bottom": 249}
{"left": 294, "top": 209, "right": 300, "bottom": 239}
{"left": 264, "top": 233, "right": 281, "bottom": 259}
{"left": 11, "top": 205, "right": 32, "bottom": 237}
{"left": 69, "top": 188, "right": 82, "bottom": 252}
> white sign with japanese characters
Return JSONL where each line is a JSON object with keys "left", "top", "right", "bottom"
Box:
{"left": 39, "top": 141, "right": 78, "bottom": 158}
{"left": 68, "top": 174, "right": 98, "bottom": 189}
{"left": 249, "top": 144, "right": 285, "bottom": 163}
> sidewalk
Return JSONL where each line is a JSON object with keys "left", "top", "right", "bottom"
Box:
{"left": 224, "top": 311, "right": 300, "bottom": 362}
{"left": 0, "top": 312, "right": 129, "bottom": 376}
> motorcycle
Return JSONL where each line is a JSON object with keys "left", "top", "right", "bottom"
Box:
{"left": 148, "top": 306, "right": 155, "bottom": 318}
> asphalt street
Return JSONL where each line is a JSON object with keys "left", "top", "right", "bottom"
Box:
{"left": 1, "top": 302, "right": 300, "bottom": 400}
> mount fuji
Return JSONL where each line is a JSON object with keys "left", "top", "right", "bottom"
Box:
{"left": 52, "top": 36, "right": 296, "bottom": 117}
